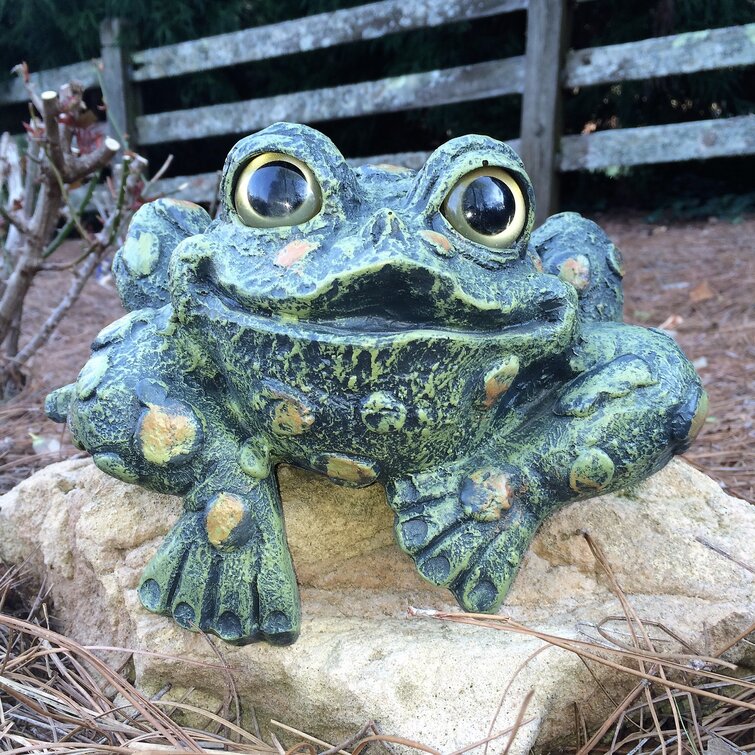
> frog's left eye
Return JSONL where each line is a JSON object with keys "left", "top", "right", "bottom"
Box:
{"left": 234, "top": 152, "right": 322, "bottom": 227}
{"left": 441, "top": 167, "right": 526, "bottom": 248}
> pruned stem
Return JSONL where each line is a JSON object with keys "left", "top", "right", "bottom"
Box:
{"left": 1, "top": 69, "right": 146, "bottom": 399}
{"left": 41, "top": 90, "right": 64, "bottom": 173}
{"left": 65, "top": 137, "right": 119, "bottom": 184}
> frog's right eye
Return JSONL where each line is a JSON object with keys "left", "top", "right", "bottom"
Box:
{"left": 441, "top": 166, "right": 526, "bottom": 248}
{"left": 234, "top": 152, "right": 322, "bottom": 227}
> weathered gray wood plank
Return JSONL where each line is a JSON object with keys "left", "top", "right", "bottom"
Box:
{"left": 100, "top": 18, "right": 141, "bottom": 150}
{"left": 136, "top": 58, "right": 525, "bottom": 145}
{"left": 559, "top": 115, "right": 755, "bottom": 171}
{"left": 151, "top": 173, "right": 220, "bottom": 203}
{"left": 0, "top": 60, "right": 101, "bottom": 105}
{"left": 566, "top": 23, "right": 755, "bottom": 88}
{"left": 131, "top": 0, "right": 527, "bottom": 82}
{"left": 519, "top": 0, "right": 571, "bottom": 223}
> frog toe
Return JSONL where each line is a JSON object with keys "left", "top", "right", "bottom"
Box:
{"left": 414, "top": 521, "right": 496, "bottom": 588}
{"left": 203, "top": 544, "right": 261, "bottom": 643}
{"left": 254, "top": 536, "right": 301, "bottom": 645}
{"left": 393, "top": 495, "right": 466, "bottom": 556}
{"left": 387, "top": 470, "right": 467, "bottom": 555}
{"left": 138, "top": 509, "right": 295, "bottom": 645}
{"left": 452, "top": 507, "right": 539, "bottom": 613}
{"left": 138, "top": 511, "right": 207, "bottom": 626}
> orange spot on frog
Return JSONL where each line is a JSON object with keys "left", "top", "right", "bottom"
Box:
{"left": 461, "top": 468, "right": 513, "bottom": 522}
{"left": 138, "top": 403, "right": 200, "bottom": 465}
{"left": 419, "top": 230, "right": 454, "bottom": 257}
{"left": 275, "top": 239, "right": 319, "bottom": 267}
{"left": 482, "top": 356, "right": 520, "bottom": 409}
{"left": 558, "top": 255, "right": 591, "bottom": 291}
{"left": 205, "top": 492, "right": 247, "bottom": 549}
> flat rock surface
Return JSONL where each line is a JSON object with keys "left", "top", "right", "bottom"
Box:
{"left": 1, "top": 458, "right": 753, "bottom": 753}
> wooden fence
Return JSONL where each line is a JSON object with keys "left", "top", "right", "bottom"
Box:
{"left": 1, "top": 0, "right": 754, "bottom": 222}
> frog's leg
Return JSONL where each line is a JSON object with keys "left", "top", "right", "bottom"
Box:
{"left": 387, "top": 322, "right": 706, "bottom": 614}
{"left": 387, "top": 461, "right": 535, "bottom": 610}
{"left": 46, "top": 307, "right": 299, "bottom": 645}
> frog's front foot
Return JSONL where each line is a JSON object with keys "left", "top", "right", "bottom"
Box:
{"left": 140, "top": 473, "right": 300, "bottom": 645}
{"left": 387, "top": 465, "right": 539, "bottom": 612}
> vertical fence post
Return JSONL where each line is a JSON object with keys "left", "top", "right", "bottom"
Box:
{"left": 519, "top": 0, "right": 572, "bottom": 225}
{"left": 99, "top": 18, "right": 139, "bottom": 151}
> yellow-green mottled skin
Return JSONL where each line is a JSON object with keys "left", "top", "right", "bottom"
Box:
{"left": 46, "top": 123, "right": 705, "bottom": 645}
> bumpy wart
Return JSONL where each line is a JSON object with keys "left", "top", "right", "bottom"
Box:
{"left": 46, "top": 122, "right": 705, "bottom": 645}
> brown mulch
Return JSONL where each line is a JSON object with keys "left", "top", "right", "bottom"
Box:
{"left": 612, "top": 214, "right": 754, "bottom": 502}
{"left": 0, "top": 214, "right": 753, "bottom": 500}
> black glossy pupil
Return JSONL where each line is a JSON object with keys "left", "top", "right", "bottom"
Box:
{"left": 248, "top": 161, "right": 308, "bottom": 217}
{"left": 461, "top": 176, "right": 516, "bottom": 235}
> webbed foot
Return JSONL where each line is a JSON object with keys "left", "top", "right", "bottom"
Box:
{"left": 387, "top": 465, "right": 539, "bottom": 612}
{"left": 45, "top": 304, "right": 301, "bottom": 645}
{"left": 140, "top": 475, "right": 300, "bottom": 645}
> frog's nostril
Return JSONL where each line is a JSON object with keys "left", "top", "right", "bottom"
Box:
{"left": 366, "top": 209, "right": 409, "bottom": 246}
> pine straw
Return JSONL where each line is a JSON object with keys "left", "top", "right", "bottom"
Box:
{"left": 610, "top": 215, "right": 755, "bottom": 503}
{"left": 3, "top": 531, "right": 754, "bottom": 754}
{"left": 1, "top": 561, "right": 526, "bottom": 755}
{"left": 412, "top": 532, "right": 755, "bottom": 754}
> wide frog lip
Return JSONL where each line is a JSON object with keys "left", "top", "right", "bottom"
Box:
{"left": 179, "top": 256, "right": 577, "bottom": 346}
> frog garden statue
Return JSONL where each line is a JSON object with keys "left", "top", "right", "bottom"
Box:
{"left": 46, "top": 122, "right": 706, "bottom": 645}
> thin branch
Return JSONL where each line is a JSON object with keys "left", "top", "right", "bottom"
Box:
{"left": 46, "top": 158, "right": 93, "bottom": 245}
{"left": 100, "top": 152, "right": 132, "bottom": 248}
{"left": 0, "top": 204, "right": 31, "bottom": 235}
{"left": 140, "top": 153, "right": 173, "bottom": 198}
{"left": 12, "top": 249, "right": 102, "bottom": 366}
{"left": 42, "top": 169, "right": 101, "bottom": 258}
{"left": 40, "top": 242, "right": 99, "bottom": 272}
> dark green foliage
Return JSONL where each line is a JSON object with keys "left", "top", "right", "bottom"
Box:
{"left": 566, "top": 0, "right": 754, "bottom": 133}
{"left": 0, "top": 0, "right": 250, "bottom": 70}
{"left": 561, "top": 156, "right": 755, "bottom": 221}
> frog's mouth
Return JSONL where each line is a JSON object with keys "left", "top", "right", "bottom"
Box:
{"left": 190, "top": 258, "right": 571, "bottom": 339}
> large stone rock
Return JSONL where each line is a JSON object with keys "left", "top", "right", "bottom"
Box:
{"left": 1, "top": 458, "right": 753, "bottom": 752}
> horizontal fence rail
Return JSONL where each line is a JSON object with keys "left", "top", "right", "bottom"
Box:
{"left": 0, "top": 60, "right": 101, "bottom": 105}
{"left": 1, "top": 0, "right": 753, "bottom": 219}
{"left": 564, "top": 22, "right": 755, "bottom": 88}
{"left": 137, "top": 58, "right": 525, "bottom": 144}
{"left": 132, "top": 0, "right": 528, "bottom": 81}
{"left": 559, "top": 114, "right": 755, "bottom": 171}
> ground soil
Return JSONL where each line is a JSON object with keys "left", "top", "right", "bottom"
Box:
{"left": 1, "top": 214, "right": 753, "bottom": 500}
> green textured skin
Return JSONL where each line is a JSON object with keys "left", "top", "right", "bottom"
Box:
{"left": 46, "top": 123, "right": 705, "bottom": 645}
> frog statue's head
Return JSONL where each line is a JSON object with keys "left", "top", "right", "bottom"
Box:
{"left": 169, "top": 122, "right": 578, "bottom": 477}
